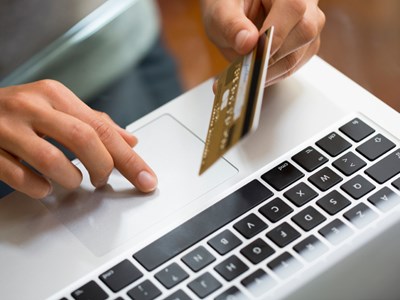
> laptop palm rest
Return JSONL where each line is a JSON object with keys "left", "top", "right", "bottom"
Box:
{"left": 41, "top": 114, "right": 238, "bottom": 256}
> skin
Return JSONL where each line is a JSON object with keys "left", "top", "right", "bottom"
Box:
{"left": 201, "top": 0, "right": 325, "bottom": 86}
{"left": 0, "top": 80, "right": 158, "bottom": 199}
{"left": 0, "top": 0, "right": 324, "bottom": 198}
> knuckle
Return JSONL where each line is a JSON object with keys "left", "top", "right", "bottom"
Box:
{"left": 33, "top": 79, "right": 68, "bottom": 106}
{"left": 98, "top": 111, "right": 112, "bottom": 123}
{"left": 1, "top": 85, "right": 51, "bottom": 117}
{"left": 121, "top": 151, "right": 139, "bottom": 171}
{"left": 90, "top": 119, "right": 114, "bottom": 143}
{"left": 2, "top": 90, "right": 30, "bottom": 113}
{"left": 69, "top": 122, "right": 96, "bottom": 145}
{"left": 36, "top": 147, "right": 62, "bottom": 174}
{"left": 34, "top": 79, "right": 64, "bottom": 93}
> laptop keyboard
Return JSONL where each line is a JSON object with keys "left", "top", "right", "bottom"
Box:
{"left": 67, "top": 115, "right": 400, "bottom": 300}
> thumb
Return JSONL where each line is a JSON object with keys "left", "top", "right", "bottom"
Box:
{"left": 203, "top": 0, "right": 259, "bottom": 56}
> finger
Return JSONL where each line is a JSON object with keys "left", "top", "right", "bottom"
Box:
{"left": 266, "top": 37, "right": 320, "bottom": 86}
{"left": 212, "top": 77, "right": 220, "bottom": 94}
{"left": 87, "top": 118, "right": 158, "bottom": 192}
{"left": 203, "top": 0, "right": 259, "bottom": 56}
{"left": 33, "top": 110, "right": 114, "bottom": 187}
{"left": 0, "top": 122, "right": 82, "bottom": 190}
{"left": 269, "top": 3, "right": 325, "bottom": 63}
{"left": 93, "top": 110, "right": 138, "bottom": 147}
{"left": 1, "top": 129, "right": 82, "bottom": 190}
{"left": 260, "top": 0, "right": 307, "bottom": 57}
{"left": 46, "top": 83, "right": 158, "bottom": 192}
{"left": 0, "top": 149, "right": 52, "bottom": 199}
{"left": 266, "top": 46, "right": 307, "bottom": 84}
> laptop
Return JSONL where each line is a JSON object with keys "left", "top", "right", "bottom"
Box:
{"left": 1, "top": 55, "right": 399, "bottom": 299}
{"left": 1, "top": 7, "right": 400, "bottom": 300}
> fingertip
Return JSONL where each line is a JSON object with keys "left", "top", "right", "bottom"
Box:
{"left": 136, "top": 170, "right": 158, "bottom": 193}
{"left": 234, "top": 28, "right": 258, "bottom": 55}
{"left": 33, "top": 179, "right": 53, "bottom": 199}
{"left": 120, "top": 131, "right": 138, "bottom": 148}
{"left": 93, "top": 176, "right": 109, "bottom": 189}
{"left": 212, "top": 79, "right": 218, "bottom": 94}
{"left": 128, "top": 134, "right": 138, "bottom": 148}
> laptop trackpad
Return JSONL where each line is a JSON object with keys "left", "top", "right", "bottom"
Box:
{"left": 42, "top": 114, "right": 237, "bottom": 256}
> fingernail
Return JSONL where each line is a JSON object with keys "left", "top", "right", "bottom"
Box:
{"left": 137, "top": 171, "right": 158, "bottom": 192}
{"left": 235, "top": 30, "right": 250, "bottom": 51}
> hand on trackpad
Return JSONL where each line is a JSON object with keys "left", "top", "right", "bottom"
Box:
{"left": 42, "top": 114, "right": 237, "bottom": 256}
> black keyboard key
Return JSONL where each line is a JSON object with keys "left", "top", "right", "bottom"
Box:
{"left": 365, "top": 149, "right": 400, "bottom": 184}
{"left": 234, "top": 213, "right": 268, "bottom": 239}
{"left": 215, "top": 286, "right": 247, "bottom": 300}
{"left": 99, "top": 259, "right": 143, "bottom": 292}
{"left": 344, "top": 203, "right": 378, "bottom": 229}
{"left": 133, "top": 180, "right": 272, "bottom": 271}
{"left": 214, "top": 255, "right": 249, "bottom": 281}
{"left": 267, "top": 252, "right": 302, "bottom": 279}
{"left": 259, "top": 197, "right": 293, "bottom": 223}
{"left": 284, "top": 182, "right": 318, "bottom": 207}
{"left": 208, "top": 229, "right": 242, "bottom": 255}
{"left": 261, "top": 161, "right": 304, "bottom": 191}
{"left": 333, "top": 151, "right": 367, "bottom": 176}
{"left": 339, "top": 118, "right": 375, "bottom": 142}
{"left": 309, "top": 167, "right": 343, "bottom": 191}
{"left": 187, "top": 272, "right": 221, "bottom": 299}
{"left": 293, "top": 235, "right": 328, "bottom": 262}
{"left": 341, "top": 175, "right": 375, "bottom": 200}
{"left": 240, "top": 238, "right": 275, "bottom": 264}
{"left": 316, "top": 132, "right": 351, "bottom": 157}
{"left": 127, "top": 280, "right": 161, "bottom": 300}
{"left": 155, "top": 262, "right": 189, "bottom": 289}
{"left": 266, "top": 222, "right": 300, "bottom": 247}
{"left": 181, "top": 246, "right": 215, "bottom": 272}
{"left": 241, "top": 269, "right": 276, "bottom": 298}
{"left": 71, "top": 281, "right": 108, "bottom": 300}
{"left": 356, "top": 134, "right": 395, "bottom": 161}
{"left": 368, "top": 187, "right": 400, "bottom": 212}
{"left": 291, "top": 206, "right": 326, "bottom": 231}
{"left": 292, "top": 146, "right": 328, "bottom": 172}
{"left": 319, "top": 219, "right": 353, "bottom": 245}
{"left": 393, "top": 177, "right": 400, "bottom": 190}
{"left": 164, "top": 289, "right": 191, "bottom": 300}
{"left": 317, "top": 190, "right": 351, "bottom": 215}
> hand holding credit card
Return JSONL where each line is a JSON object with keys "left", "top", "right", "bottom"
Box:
{"left": 199, "top": 27, "right": 274, "bottom": 175}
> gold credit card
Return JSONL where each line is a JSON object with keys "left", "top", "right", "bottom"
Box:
{"left": 199, "top": 27, "right": 274, "bottom": 175}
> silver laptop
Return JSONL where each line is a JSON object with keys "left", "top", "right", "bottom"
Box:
{"left": 1, "top": 3, "right": 400, "bottom": 300}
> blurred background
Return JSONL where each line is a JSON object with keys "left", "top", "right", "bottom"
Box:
{"left": 157, "top": 0, "right": 400, "bottom": 112}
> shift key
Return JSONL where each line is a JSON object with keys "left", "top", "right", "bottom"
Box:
{"left": 365, "top": 149, "right": 400, "bottom": 184}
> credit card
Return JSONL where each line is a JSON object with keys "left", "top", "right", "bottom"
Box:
{"left": 199, "top": 27, "right": 274, "bottom": 175}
